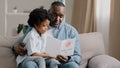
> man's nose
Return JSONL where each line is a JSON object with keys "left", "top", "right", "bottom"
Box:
{"left": 56, "top": 16, "right": 60, "bottom": 21}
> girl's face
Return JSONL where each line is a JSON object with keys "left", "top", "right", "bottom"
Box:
{"left": 35, "top": 19, "right": 50, "bottom": 35}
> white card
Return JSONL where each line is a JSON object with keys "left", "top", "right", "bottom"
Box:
{"left": 45, "top": 36, "right": 75, "bottom": 56}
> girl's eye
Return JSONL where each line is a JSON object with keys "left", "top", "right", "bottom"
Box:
{"left": 43, "top": 24, "right": 46, "bottom": 26}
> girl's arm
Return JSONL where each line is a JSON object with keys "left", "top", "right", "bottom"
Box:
{"left": 31, "top": 53, "right": 56, "bottom": 59}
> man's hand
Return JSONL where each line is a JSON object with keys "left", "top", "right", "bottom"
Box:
{"left": 56, "top": 55, "right": 68, "bottom": 63}
{"left": 14, "top": 43, "right": 27, "bottom": 56}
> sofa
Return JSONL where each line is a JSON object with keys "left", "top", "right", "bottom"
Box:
{"left": 0, "top": 32, "right": 120, "bottom": 68}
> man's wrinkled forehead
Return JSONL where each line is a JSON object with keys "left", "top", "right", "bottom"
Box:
{"left": 52, "top": 6, "right": 65, "bottom": 14}
{"left": 51, "top": 5, "right": 64, "bottom": 10}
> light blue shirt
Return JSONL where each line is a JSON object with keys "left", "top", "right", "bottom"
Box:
{"left": 17, "top": 22, "right": 82, "bottom": 65}
{"left": 53, "top": 22, "right": 82, "bottom": 65}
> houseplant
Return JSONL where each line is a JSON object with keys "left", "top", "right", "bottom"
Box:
{"left": 17, "top": 24, "right": 29, "bottom": 34}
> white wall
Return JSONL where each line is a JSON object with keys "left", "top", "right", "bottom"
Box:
{"left": 0, "top": 0, "right": 5, "bottom": 36}
{"left": 7, "top": 0, "right": 55, "bottom": 13}
{"left": 1, "top": 0, "right": 56, "bottom": 36}
{"left": 0, "top": 0, "right": 74, "bottom": 36}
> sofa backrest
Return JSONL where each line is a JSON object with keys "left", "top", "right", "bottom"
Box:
{"left": 0, "top": 32, "right": 105, "bottom": 68}
{"left": 79, "top": 32, "right": 105, "bottom": 68}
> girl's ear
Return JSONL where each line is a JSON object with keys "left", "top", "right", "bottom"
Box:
{"left": 34, "top": 24, "right": 38, "bottom": 29}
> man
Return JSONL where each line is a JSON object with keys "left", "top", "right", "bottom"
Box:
{"left": 13, "top": 1, "right": 82, "bottom": 68}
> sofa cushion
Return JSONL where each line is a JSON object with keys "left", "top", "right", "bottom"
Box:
{"left": 0, "top": 46, "right": 17, "bottom": 68}
{"left": 0, "top": 36, "right": 19, "bottom": 68}
{"left": 0, "top": 35, "right": 19, "bottom": 47}
{"left": 88, "top": 55, "right": 120, "bottom": 68}
{"left": 79, "top": 32, "right": 105, "bottom": 68}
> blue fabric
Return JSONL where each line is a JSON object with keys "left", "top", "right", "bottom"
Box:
{"left": 22, "top": 61, "right": 38, "bottom": 68}
{"left": 11, "top": 26, "right": 32, "bottom": 57}
{"left": 53, "top": 22, "right": 82, "bottom": 65}
{"left": 59, "top": 61, "right": 80, "bottom": 68}
{"left": 17, "top": 26, "right": 32, "bottom": 43}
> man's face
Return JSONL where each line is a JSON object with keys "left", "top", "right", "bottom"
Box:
{"left": 51, "top": 6, "right": 65, "bottom": 27}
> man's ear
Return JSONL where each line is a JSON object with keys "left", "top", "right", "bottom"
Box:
{"left": 48, "top": 7, "right": 53, "bottom": 13}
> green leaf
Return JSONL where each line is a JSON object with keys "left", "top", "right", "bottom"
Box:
{"left": 23, "top": 25, "right": 29, "bottom": 34}
{"left": 17, "top": 24, "right": 23, "bottom": 34}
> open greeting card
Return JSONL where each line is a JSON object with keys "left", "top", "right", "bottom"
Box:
{"left": 45, "top": 36, "right": 76, "bottom": 56}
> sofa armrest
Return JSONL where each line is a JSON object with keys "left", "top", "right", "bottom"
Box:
{"left": 88, "top": 55, "right": 120, "bottom": 68}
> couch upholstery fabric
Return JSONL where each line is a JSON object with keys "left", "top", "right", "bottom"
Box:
{"left": 0, "top": 32, "right": 120, "bottom": 68}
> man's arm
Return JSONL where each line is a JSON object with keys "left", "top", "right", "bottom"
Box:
{"left": 68, "top": 28, "right": 82, "bottom": 65}
{"left": 55, "top": 24, "right": 82, "bottom": 64}
{"left": 12, "top": 26, "right": 32, "bottom": 56}
{"left": 12, "top": 43, "right": 26, "bottom": 56}
{"left": 56, "top": 30, "right": 82, "bottom": 64}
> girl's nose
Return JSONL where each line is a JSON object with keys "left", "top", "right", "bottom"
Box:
{"left": 45, "top": 26, "right": 48, "bottom": 30}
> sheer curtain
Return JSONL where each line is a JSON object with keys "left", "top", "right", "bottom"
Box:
{"left": 109, "top": 0, "right": 120, "bottom": 60}
{"left": 95, "top": 0, "right": 111, "bottom": 54}
{"left": 72, "top": 0, "right": 111, "bottom": 53}
{"left": 71, "top": 0, "right": 96, "bottom": 33}
{"left": 84, "top": 0, "right": 96, "bottom": 33}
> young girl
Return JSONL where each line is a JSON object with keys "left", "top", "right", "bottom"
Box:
{"left": 16, "top": 7, "right": 59, "bottom": 68}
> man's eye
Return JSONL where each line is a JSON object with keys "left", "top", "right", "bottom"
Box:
{"left": 54, "top": 14, "right": 63, "bottom": 18}
{"left": 59, "top": 15, "right": 63, "bottom": 18}
{"left": 53, "top": 14, "right": 57, "bottom": 17}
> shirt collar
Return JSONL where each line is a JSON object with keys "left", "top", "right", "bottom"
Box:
{"left": 58, "top": 22, "right": 65, "bottom": 29}
{"left": 32, "top": 28, "right": 45, "bottom": 38}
